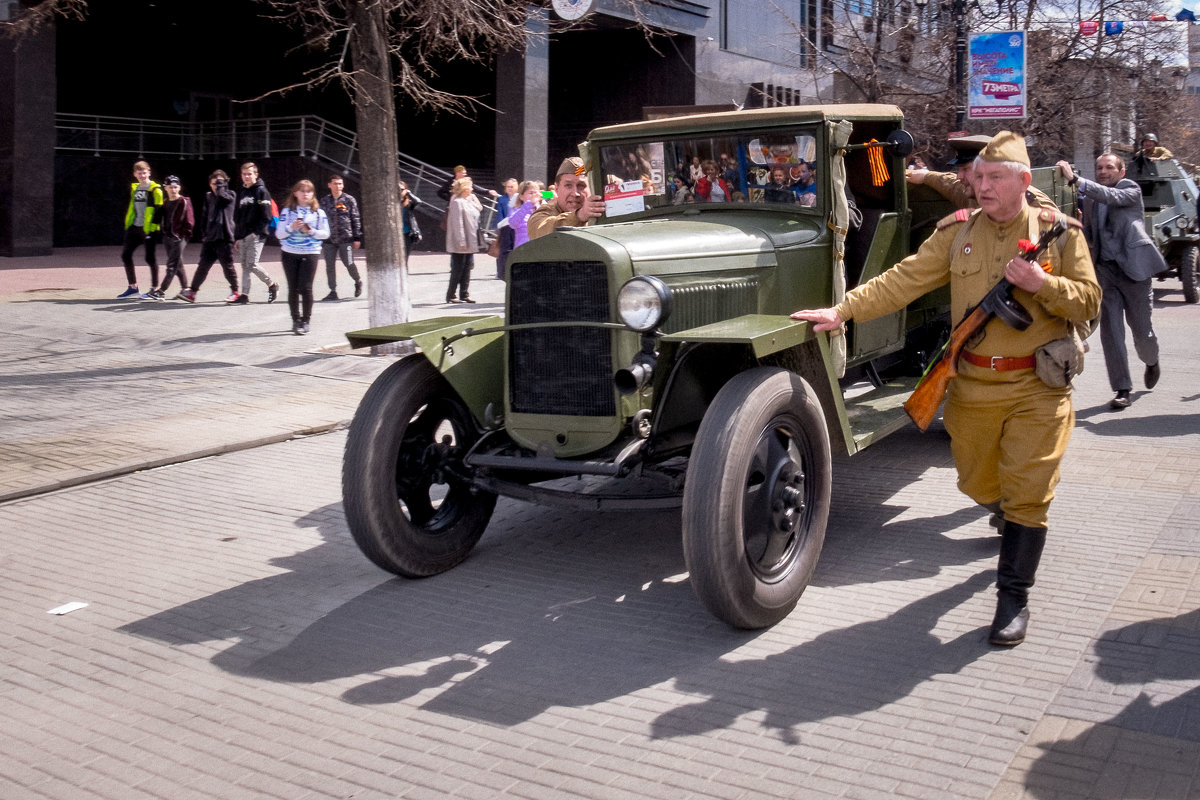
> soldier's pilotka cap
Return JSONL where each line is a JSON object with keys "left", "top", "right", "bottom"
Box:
{"left": 945, "top": 133, "right": 993, "bottom": 167}
{"left": 555, "top": 156, "right": 586, "bottom": 180}
{"left": 978, "top": 130, "right": 1030, "bottom": 168}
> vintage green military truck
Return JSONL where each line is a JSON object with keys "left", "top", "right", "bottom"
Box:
{"left": 1127, "top": 154, "right": 1199, "bottom": 304}
{"left": 342, "top": 104, "right": 1066, "bottom": 629}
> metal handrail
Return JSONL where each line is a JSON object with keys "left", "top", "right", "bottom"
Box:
{"left": 54, "top": 113, "right": 497, "bottom": 219}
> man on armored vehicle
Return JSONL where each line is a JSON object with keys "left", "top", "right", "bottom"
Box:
{"left": 1121, "top": 146, "right": 1199, "bottom": 304}
{"left": 1138, "top": 133, "right": 1172, "bottom": 161}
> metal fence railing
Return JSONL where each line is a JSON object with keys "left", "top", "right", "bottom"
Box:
{"left": 55, "top": 113, "right": 498, "bottom": 221}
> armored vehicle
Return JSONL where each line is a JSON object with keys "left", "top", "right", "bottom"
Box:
{"left": 341, "top": 105, "right": 1057, "bottom": 629}
{"left": 1128, "top": 155, "right": 1199, "bottom": 304}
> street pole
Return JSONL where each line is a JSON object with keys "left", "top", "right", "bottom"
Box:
{"left": 954, "top": 0, "right": 967, "bottom": 128}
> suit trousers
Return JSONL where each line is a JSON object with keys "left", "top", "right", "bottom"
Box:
{"left": 1095, "top": 261, "right": 1158, "bottom": 392}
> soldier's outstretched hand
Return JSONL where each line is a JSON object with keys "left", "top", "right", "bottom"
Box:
{"left": 790, "top": 307, "right": 843, "bottom": 332}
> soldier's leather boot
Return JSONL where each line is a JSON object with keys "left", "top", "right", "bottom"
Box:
{"left": 989, "top": 521, "right": 1047, "bottom": 646}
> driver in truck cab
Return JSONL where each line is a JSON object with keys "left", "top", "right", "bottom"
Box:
{"left": 527, "top": 157, "right": 606, "bottom": 240}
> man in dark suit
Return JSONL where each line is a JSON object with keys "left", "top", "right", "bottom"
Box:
{"left": 1058, "top": 154, "right": 1165, "bottom": 409}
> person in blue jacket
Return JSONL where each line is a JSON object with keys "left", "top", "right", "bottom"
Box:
{"left": 275, "top": 179, "right": 330, "bottom": 335}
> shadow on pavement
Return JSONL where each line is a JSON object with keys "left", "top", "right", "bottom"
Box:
{"left": 650, "top": 570, "right": 995, "bottom": 742}
{"left": 815, "top": 423, "right": 999, "bottom": 588}
{"left": 116, "top": 416, "right": 1002, "bottom": 731}
{"left": 5, "top": 361, "right": 233, "bottom": 385}
{"left": 1075, "top": 411, "right": 1200, "bottom": 438}
{"left": 1151, "top": 289, "right": 1195, "bottom": 309}
{"left": 161, "top": 331, "right": 297, "bottom": 346}
{"left": 1021, "top": 609, "right": 1200, "bottom": 798}
{"left": 120, "top": 499, "right": 758, "bottom": 728}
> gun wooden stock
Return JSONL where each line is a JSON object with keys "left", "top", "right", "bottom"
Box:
{"left": 903, "top": 305, "right": 990, "bottom": 431}
{"left": 902, "top": 221, "right": 1069, "bottom": 431}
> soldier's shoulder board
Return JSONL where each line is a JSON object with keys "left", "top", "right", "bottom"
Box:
{"left": 1037, "top": 208, "right": 1082, "bottom": 229}
{"left": 936, "top": 207, "right": 976, "bottom": 230}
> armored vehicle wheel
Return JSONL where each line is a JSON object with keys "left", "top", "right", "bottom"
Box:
{"left": 343, "top": 356, "right": 496, "bottom": 577}
{"left": 1181, "top": 244, "right": 1198, "bottom": 304}
{"left": 682, "top": 367, "right": 832, "bottom": 629}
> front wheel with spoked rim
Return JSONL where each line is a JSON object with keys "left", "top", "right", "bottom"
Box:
{"left": 682, "top": 367, "right": 832, "bottom": 629}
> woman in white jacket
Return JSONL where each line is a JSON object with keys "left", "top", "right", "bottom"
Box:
{"left": 444, "top": 177, "right": 482, "bottom": 303}
{"left": 275, "top": 180, "right": 330, "bottom": 334}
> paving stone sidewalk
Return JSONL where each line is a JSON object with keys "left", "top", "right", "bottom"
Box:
{"left": 1, "top": 249, "right": 1198, "bottom": 798}
{"left": 0, "top": 248, "right": 504, "bottom": 502}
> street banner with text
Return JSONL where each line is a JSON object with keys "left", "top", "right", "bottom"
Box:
{"left": 968, "top": 31, "right": 1027, "bottom": 120}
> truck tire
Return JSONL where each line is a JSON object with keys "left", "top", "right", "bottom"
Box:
{"left": 343, "top": 356, "right": 496, "bottom": 577}
{"left": 682, "top": 367, "right": 832, "bottom": 629}
{"left": 1182, "top": 244, "right": 1198, "bottom": 304}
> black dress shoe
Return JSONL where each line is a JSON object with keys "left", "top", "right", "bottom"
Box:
{"left": 1109, "top": 390, "right": 1132, "bottom": 409}
{"left": 1145, "top": 362, "right": 1160, "bottom": 390}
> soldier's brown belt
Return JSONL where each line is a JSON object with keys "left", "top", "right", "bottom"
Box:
{"left": 961, "top": 351, "right": 1037, "bottom": 371}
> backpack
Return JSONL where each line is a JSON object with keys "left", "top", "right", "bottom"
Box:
{"left": 267, "top": 197, "right": 280, "bottom": 235}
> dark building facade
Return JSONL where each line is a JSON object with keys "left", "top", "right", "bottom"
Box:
{"left": 2, "top": 0, "right": 836, "bottom": 254}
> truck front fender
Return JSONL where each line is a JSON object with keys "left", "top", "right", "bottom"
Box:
{"left": 660, "top": 314, "right": 893, "bottom": 457}
{"left": 347, "top": 316, "right": 504, "bottom": 425}
{"left": 661, "top": 313, "right": 815, "bottom": 358}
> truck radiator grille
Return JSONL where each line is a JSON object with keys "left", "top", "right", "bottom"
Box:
{"left": 661, "top": 277, "right": 760, "bottom": 333}
{"left": 508, "top": 261, "right": 615, "bottom": 416}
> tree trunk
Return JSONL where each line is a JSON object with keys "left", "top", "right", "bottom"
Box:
{"left": 348, "top": 0, "right": 410, "bottom": 354}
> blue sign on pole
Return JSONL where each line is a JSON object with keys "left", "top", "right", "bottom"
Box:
{"left": 968, "top": 31, "right": 1027, "bottom": 120}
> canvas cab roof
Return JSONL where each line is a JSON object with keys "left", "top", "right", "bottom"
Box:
{"left": 587, "top": 104, "right": 906, "bottom": 144}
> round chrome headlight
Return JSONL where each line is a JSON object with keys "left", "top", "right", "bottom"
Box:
{"left": 617, "top": 276, "right": 672, "bottom": 332}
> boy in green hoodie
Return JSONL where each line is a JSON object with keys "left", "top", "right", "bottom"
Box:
{"left": 117, "top": 160, "right": 164, "bottom": 298}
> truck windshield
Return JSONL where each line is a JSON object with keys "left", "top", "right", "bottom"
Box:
{"left": 598, "top": 128, "right": 820, "bottom": 219}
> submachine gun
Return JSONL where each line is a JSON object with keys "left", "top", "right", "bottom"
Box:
{"left": 903, "top": 220, "right": 1070, "bottom": 431}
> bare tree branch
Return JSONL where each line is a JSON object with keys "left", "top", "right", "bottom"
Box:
{"left": 0, "top": 0, "right": 87, "bottom": 39}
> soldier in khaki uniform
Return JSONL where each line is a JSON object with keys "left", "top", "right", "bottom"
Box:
{"left": 907, "top": 132, "right": 1058, "bottom": 212}
{"left": 528, "top": 157, "right": 605, "bottom": 240}
{"left": 1139, "top": 133, "right": 1172, "bottom": 161}
{"left": 793, "top": 132, "right": 1101, "bottom": 646}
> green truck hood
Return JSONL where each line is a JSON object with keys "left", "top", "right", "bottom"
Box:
{"left": 510, "top": 211, "right": 822, "bottom": 275}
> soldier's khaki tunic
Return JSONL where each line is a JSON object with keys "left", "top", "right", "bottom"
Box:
{"left": 923, "top": 170, "right": 1058, "bottom": 213}
{"left": 835, "top": 205, "right": 1101, "bottom": 527}
{"left": 527, "top": 201, "right": 593, "bottom": 240}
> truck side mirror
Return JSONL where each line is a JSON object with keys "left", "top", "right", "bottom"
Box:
{"left": 886, "top": 130, "right": 914, "bottom": 158}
